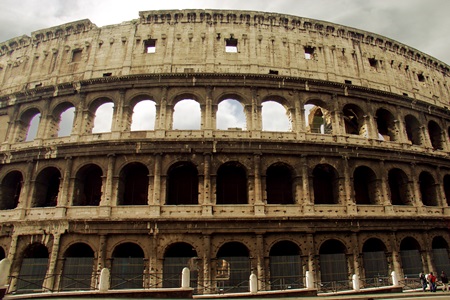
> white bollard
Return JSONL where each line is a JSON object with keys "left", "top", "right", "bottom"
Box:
{"left": 0, "top": 258, "right": 11, "bottom": 286}
{"left": 305, "top": 271, "right": 314, "bottom": 289}
{"left": 99, "top": 268, "right": 110, "bottom": 292}
{"left": 249, "top": 273, "right": 258, "bottom": 294}
{"left": 391, "top": 271, "right": 398, "bottom": 286}
{"left": 181, "top": 267, "right": 190, "bottom": 288}
{"left": 352, "top": 274, "right": 360, "bottom": 291}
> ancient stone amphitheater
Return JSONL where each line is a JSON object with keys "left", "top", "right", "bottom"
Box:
{"left": 0, "top": 9, "right": 449, "bottom": 295}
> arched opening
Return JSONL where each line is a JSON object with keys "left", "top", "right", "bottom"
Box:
{"left": 16, "top": 243, "right": 49, "bottom": 292}
{"left": 428, "top": 120, "right": 444, "bottom": 150}
{"left": 313, "top": 164, "right": 339, "bottom": 204}
{"left": 266, "top": 163, "right": 294, "bottom": 204}
{"left": 388, "top": 168, "right": 411, "bottom": 205}
{"left": 166, "top": 162, "right": 198, "bottom": 205}
{"left": 33, "top": 167, "right": 61, "bottom": 207}
{"left": 304, "top": 103, "right": 332, "bottom": 134}
{"left": 173, "top": 99, "right": 201, "bottom": 130}
{"left": 405, "top": 115, "right": 422, "bottom": 145}
{"left": 92, "top": 102, "right": 114, "bottom": 133}
{"left": 0, "top": 171, "right": 23, "bottom": 210}
{"left": 400, "top": 237, "right": 423, "bottom": 278}
{"left": 269, "top": 241, "right": 302, "bottom": 290}
{"left": 216, "top": 99, "right": 246, "bottom": 130}
{"left": 52, "top": 103, "right": 75, "bottom": 138}
{"left": 111, "top": 243, "right": 145, "bottom": 289}
{"left": 444, "top": 174, "right": 450, "bottom": 206}
{"left": 319, "top": 240, "right": 348, "bottom": 286}
{"left": 261, "top": 101, "right": 291, "bottom": 132}
{"left": 0, "top": 247, "right": 5, "bottom": 260}
{"left": 118, "top": 163, "right": 149, "bottom": 205}
{"left": 163, "top": 242, "right": 198, "bottom": 288}
{"left": 362, "top": 238, "right": 388, "bottom": 281}
{"left": 432, "top": 237, "right": 450, "bottom": 275}
{"left": 419, "top": 171, "right": 438, "bottom": 206}
{"left": 73, "top": 164, "right": 103, "bottom": 206}
{"left": 60, "top": 243, "right": 95, "bottom": 291}
{"left": 215, "top": 242, "right": 250, "bottom": 293}
{"left": 353, "top": 166, "right": 377, "bottom": 205}
{"left": 343, "top": 104, "right": 365, "bottom": 136}
{"left": 131, "top": 100, "right": 156, "bottom": 131}
{"left": 25, "top": 112, "right": 41, "bottom": 142}
{"left": 216, "top": 162, "right": 247, "bottom": 205}
{"left": 376, "top": 108, "right": 397, "bottom": 142}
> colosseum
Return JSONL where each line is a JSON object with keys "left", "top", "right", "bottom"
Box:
{"left": 0, "top": 8, "right": 449, "bottom": 297}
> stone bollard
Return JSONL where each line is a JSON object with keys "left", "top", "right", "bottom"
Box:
{"left": 181, "top": 267, "right": 190, "bottom": 288}
{"left": 305, "top": 271, "right": 314, "bottom": 289}
{"left": 391, "top": 271, "right": 398, "bottom": 286}
{"left": 0, "top": 258, "right": 11, "bottom": 286}
{"left": 99, "top": 268, "right": 110, "bottom": 292}
{"left": 249, "top": 273, "right": 258, "bottom": 294}
{"left": 352, "top": 274, "right": 360, "bottom": 291}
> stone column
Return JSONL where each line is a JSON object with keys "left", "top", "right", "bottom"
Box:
{"left": 43, "top": 233, "right": 61, "bottom": 291}
{"left": 202, "top": 153, "right": 212, "bottom": 215}
{"left": 100, "top": 154, "right": 115, "bottom": 217}
{"left": 409, "top": 163, "right": 422, "bottom": 207}
{"left": 110, "top": 90, "right": 125, "bottom": 138}
{"left": 254, "top": 154, "right": 264, "bottom": 215}
{"left": 55, "top": 157, "right": 73, "bottom": 217}
{"left": 155, "top": 87, "right": 168, "bottom": 135}
{"left": 151, "top": 154, "right": 162, "bottom": 216}
{"left": 379, "top": 160, "right": 394, "bottom": 214}
{"left": 202, "top": 234, "right": 211, "bottom": 294}
{"left": 17, "top": 160, "right": 35, "bottom": 215}
{"left": 302, "top": 156, "right": 313, "bottom": 214}
{"left": 7, "top": 234, "right": 19, "bottom": 292}
{"left": 294, "top": 90, "right": 305, "bottom": 135}
{"left": 395, "top": 106, "right": 407, "bottom": 143}
{"left": 389, "top": 233, "right": 403, "bottom": 279}
{"left": 256, "top": 234, "right": 265, "bottom": 291}
{"left": 351, "top": 233, "right": 361, "bottom": 279}
{"left": 203, "top": 87, "right": 213, "bottom": 131}
{"left": 436, "top": 167, "right": 447, "bottom": 207}
{"left": 251, "top": 88, "right": 261, "bottom": 137}
{"left": 305, "top": 234, "right": 316, "bottom": 284}
{"left": 342, "top": 156, "right": 356, "bottom": 214}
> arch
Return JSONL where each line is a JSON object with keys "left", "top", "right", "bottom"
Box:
{"left": 216, "top": 162, "right": 247, "bottom": 205}
{"left": 432, "top": 236, "right": 450, "bottom": 275}
{"left": 216, "top": 99, "right": 246, "bottom": 130}
{"left": 215, "top": 242, "right": 250, "bottom": 293}
{"left": 266, "top": 163, "right": 294, "bottom": 204}
{"left": 376, "top": 108, "right": 397, "bottom": 142}
{"left": 343, "top": 104, "right": 365, "bottom": 135}
{"left": 444, "top": 174, "right": 450, "bottom": 206}
{"left": 0, "top": 170, "right": 23, "bottom": 210}
{"left": 0, "top": 247, "right": 4, "bottom": 260}
{"left": 131, "top": 100, "right": 156, "bottom": 131}
{"left": 52, "top": 102, "right": 75, "bottom": 138}
{"left": 261, "top": 101, "right": 291, "bottom": 132}
{"left": 404, "top": 115, "right": 422, "bottom": 145}
{"left": 319, "top": 239, "right": 348, "bottom": 284}
{"left": 172, "top": 99, "right": 201, "bottom": 130}
{"left": 111, "top": 243, "right": 145, "bottom": 289}
{"left": 400, "top": 237, "right": 423, "bottom": 278}
{"left": 118, "top": 162, "right": 149, "bottom": 205}
{"left": 17, "top": 243, "right": 49, "bottom": 292}
{"left": 388, "top": 168, "right": 411, "bottom": 205}
{"left": 163, "top": 242, "right": 198, "bottom": 288}
{"left": 92, "top": 101, "right": 114, "bottom": 133}
{"left": 312, "top": 164, "right": 339, "bottom": 204}
{"left": 32, "top": 167, "right": 61, "bottom": 207}
{"left": 353, "top": 166, "right": 377, "bottom": 205}
{"left": 73, "top": 164, "right": 103, "bottom": 206}
{"left": 60, "top": 243, "right": 95, "bottom": 291}
{"left": 19, "top": 108, "right": 41, "bottom": 142}
{"left": 269, "top": 241, "right": 302, "bottom": 290}
{"left": 428, "top": 120, "right": 444, "bottom": 150}
{"left": 166, "top": 162, "right": 198, "bottom": 205}
{"left": 362, "top": 238, "right": 388, "bottom": 279}
{"left": 419, "top": 171, "right": 438, "bottom": 206}
{"left": 304, "top": 100, "right": 332, "bottom": 134}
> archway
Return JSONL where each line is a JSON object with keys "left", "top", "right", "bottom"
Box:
{"left": 400, "top": 237, "right": 423, "bottom": 278}
{"left": 388, "top": 168, "right": 411, "bottom": 205}
{"left": 92, "top": 102, "right": 114, "bottom": 133}
{"left": 405, "top": 115, "right": 422, "bottom": 145}
{"left": 163, "top": 243, "right": 198, "bottom": 288}
{"left": 216, "top": 162, "right": 247, "bottom": 205}
{"left": 362, "top": 238, "right": 388, "bottom": 282}
{"left": 419, "top": 171, "right": 438, "bottom": 206}
{"left": 353, "top": 166, "right": 377, "bottom": 205}
{"left": 73, "top": 164, "right": 102, "bottom": 206}
{"left": 216, "top": 99, "right": 246, "bottom": 130}
{"left": 118, "top": 163, "right": 149, "bottom": 205}
{"left": 131, "top": 100, "right": 156, "bottom": 131}
{"left": 428, "top": 120, "right": 443, "bottom": 150}
{"left": 166, "top": 162, "right": 198, "bottom": 205}
{"left": 432, "top": 237, "right": 450, "bottom": 275}
{"left": 0, "top": 171, "right": 23, "bottom": 210}
{"left": 16, "top": 243, "right": 49, "bottom": 292}
{"left": 33, "top": 167, "right": 61, "bottom": 207}
{"left": 319, "top": 240, "right": 348, "bottom": 287}
{"left": 173, "top": 100, "right": 201, "bottom": 130}
{"left": 261, "top": 101, "right": 291, "bottom": 132}
{"left": 60, "top": 243, "right": 95, "bottom": 291}
{"left": 313, "top": 164, "right": 339, "bottom": 204}
{"left": 266, "top": 163, "right": 294, "bottom": 204}
{"left": 111, "top": 243, "right": 145, "bottom": 289}
{"left": 269, "top": 241, "right": 302, "bottom": 290}
{"left": 215, "top": 242, "right": 250, "bottom": 293}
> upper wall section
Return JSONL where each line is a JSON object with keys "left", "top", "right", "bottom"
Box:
{"left": 0, "top": 9, "right": 449, "bottom": 107}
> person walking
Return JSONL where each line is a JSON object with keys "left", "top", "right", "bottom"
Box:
{"left": 429, "top": 272, "right": 437, "bottom": 292}
{"left": 419, "top": 272, "right": 427, "bottom": 292}
{"left": 441, "top": 271, "right": 449, "bottom": 292}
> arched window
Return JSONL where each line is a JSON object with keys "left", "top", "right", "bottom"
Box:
{"left": 216, "top": 242, "right": 250, "bottom": 293}
{"left": 73, "top": 164, "right": 103, "bottom": 206}
{"left": 118, "top": 163, "right": 149, "bottom": 205}
{"left": 216, "top": 162, "right": 247, "bottom": 204}
{"left": 362, "top": 238, "right": 388, "bottom": 280}
{"left": 216, "top": 99, "right": 246, "bottom": 130}
{"left": 444, "top": 174, "right": 450, "bottom": 206}
{"left": 343, "top": 104, "right": 365, "bottom": 135}
{"left": 405, "top": 115, "right": 422, "bottom": 145}
{"left": 419, "top": 171, "right": 438, "bottom": 206}
{"left": 400, "top": 237, "right": 422, "bottom": 278}
{"left": 269, "top": 241, "right": 302, "bottom": 290}
{"left": 166, "top": 162, "right": 198, "bottom": 205}
{"left": 131, "top": 100, "right": 156, "bottom": 131}
{"left": 92, "top": 102, "right": 114, "bottom": 133}
{"left": 353, "top": 166, "right": 377, "bottom": 205}
{"left": 304, "top": 102, "right": 332, "bottom": 134}
{"left": 266, "top": 163, "right": 294, "bottom": 204}
{"left": 60, "top": 243, "right": 94, "bottom": 291}
{"left": 261, "top": 101, "right": 291, "bottom": 132}
{"left": 18, "top": 109, "right": 41, "bottom": 142}
{"left": 50, "top": 102, "right": 76, "bottom": 138}
{"left": 33, "top": 167, "right": 61, "bottom": 207}
{"left": 432, "top": 237, "right": 450, "bottom": 275}
{"left": 173, "top": 99, "right": 201, "bottom": 130}
{"left": 163, "top": 243, "right": 198, "bottom": 288}
{"left": 376, "top": 108, "right": 397, "bottom": 142}
{"left": 0, "top": 171, "right": 23, "bottom": 210}
{"left": 319, "top": 240, "right": 348, "bottom": 285}
{"left": 313, "top": 164, "right": 339, "bottom": 204}
{"left": 111, "top": 243, "right": 145, "bottom": 289}
{"left": 428, "top": 120, "right": 444, "bottom": 150}
{"left": 388, "top": 168, "right": 411, "bottom": 205}
{"left": 17, "top": 243, "right": 49, "bottom": 292}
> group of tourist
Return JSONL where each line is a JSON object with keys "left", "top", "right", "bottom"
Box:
{"left": 419, "top": 271, "right": 449, "bottom": 292}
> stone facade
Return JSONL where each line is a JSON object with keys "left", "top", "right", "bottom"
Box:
{"left": 0, "top": 9, "right": 450, "bottom": 294}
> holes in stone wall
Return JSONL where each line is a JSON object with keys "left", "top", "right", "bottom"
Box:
{"left": 144, "top": 39, "right": 156, "bottom": 53}
{"left": 225, "top": 37, "right": 238, "bottom": 53}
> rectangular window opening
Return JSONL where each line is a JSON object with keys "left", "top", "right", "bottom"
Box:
{"left": 225, "top": 38, "right": 238, "bottom": 53}
{"left": 304, "top": 46, "right": 315, "bottom": 59}
{"left": 417, "top": 73, "right": 425, "bottom": 82}
{"left": 344, "top": 80, "right": 352, "bottom": 85}
{"left": 72, "top": 50, "right": 82, "bottom": 62}
{"left": 269, "top": 69, "right": 279, "bottom": 75}
{"left": 368, "top": 58, "right": 378, "bottom": 68}
{"left": 144, "top": 39, "right": 156, "bottom": 53}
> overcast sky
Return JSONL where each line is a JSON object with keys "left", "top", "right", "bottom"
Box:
{"left": 2, "top": 0, "right": 449, "bottom": 64}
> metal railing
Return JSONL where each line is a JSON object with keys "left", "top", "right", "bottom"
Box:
{"left": 359, "top": 276, "right": 391, "bottom": 289}
{"left": 316, "top": 280, "right": 351, "bottom": 293}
